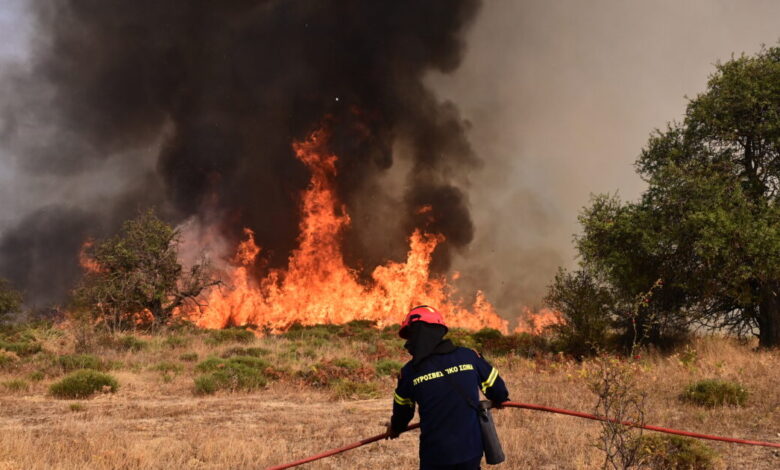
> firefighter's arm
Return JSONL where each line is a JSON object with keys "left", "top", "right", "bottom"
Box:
{"left": 473, "top": 350, "right": 509, "bottom": 405}
{"left": 388, "top": 370, "right": 415, "bottom": 437}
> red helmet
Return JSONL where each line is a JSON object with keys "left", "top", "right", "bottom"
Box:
{"left": 399, "top": 305, "right": 447, "bottom": 339}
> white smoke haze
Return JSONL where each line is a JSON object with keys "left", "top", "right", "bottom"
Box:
{"left": 1, "top": 0, "right": 780, "bottom": 318}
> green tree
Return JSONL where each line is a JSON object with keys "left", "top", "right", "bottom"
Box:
{"left": 577, "top": 45, "right": 780, "bottom": 348}
{"left": 0, "top": 277, "right": 23, "bottom": 320}
{"left": 73, "top": 210, "right": 217, "bottom": 331}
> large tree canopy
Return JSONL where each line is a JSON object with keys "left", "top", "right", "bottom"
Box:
{"left": 575, "top": 45, "right": 780, "bottom": 348}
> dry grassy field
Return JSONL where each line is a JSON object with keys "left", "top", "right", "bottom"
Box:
{"left": 0, "top": 322, "right": 778, "bottom": 469}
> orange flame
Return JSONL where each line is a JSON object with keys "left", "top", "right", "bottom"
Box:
{"left": 514, "top": 307, "right": 564, "bottom": 335}
{"left": 188, "top": 128, "right": 508, "bottom": 333}
{"left": 78, "top": 240, "right": 103, "bottom": 274}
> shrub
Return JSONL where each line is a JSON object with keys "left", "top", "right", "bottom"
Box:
{"left": 115, "top": 335, "right": 148, "bottom": 352}
{"left": 151, "top": 361, "right": 184, "bottom": 374}
{"left": 680, "top": 379, "right": 748, "bottom": 408}
{"left": 330, "top": 379, "right": 381, "bottom": 399}
{"left": 375, "top": 359, "right": 403, "bottom": 376}
{"left": 0, "top": 350, "right": 18, "bottom": 369}
{"left": 57, "top": 354, "right": 104, "bottom": 372}
{"left": 49, "top": 370, "right": 119, "bottom": 399}
{"left": 221, "top": 347, "right": 270, "bottom": 358}
{"left": 332, "top": 357, "right": 361, "bottom": 370}
{"left": 446, "top": 328, "right": 479, "bottom": 349}
{"left": 206, "top": 328, "right": 255, "bottom": 345}
{"left": 0, "top": 340, "right": 42, "bottom": 357}
{"left": 28, "top": 370, "right": 45, "bottom": 382}
{"left": 637, "top": 434, "right": 717, "bottom": 469}
{"left": 2, "top": 379, "right": 29, "bottom": 393}
{"left": 163, "top": 335, "right": 191, "bottom": 349}
{"left": 69, "top": 403, "right": 86, "bottom": 412}
{"left": 193, "top": 362, "right": 268, "bottom": 395}
{"left": 282, "top": 323, "right": 340, "bottom": 340}
{"left": 480, "top": 332, "right": 550, "bottom": 357}
{"left": 179, "top": 352, "right": 198, "bottom": 362}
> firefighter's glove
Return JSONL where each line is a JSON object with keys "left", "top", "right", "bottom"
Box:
{"left": 491, "top": 401, "right": 505, "bottom": 410}
{"left": 385, "top": 423, "right": 400, "bottom": 440}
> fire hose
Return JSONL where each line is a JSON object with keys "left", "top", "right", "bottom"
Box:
{"left": 265, "top": 401, "right": 780, "bottom": 470}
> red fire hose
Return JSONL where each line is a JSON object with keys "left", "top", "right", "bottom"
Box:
{"left": 266, "top": 401, "right": 780, "bottom": 469}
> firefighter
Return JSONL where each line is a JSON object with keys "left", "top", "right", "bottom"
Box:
{"left": 386, "top": 305, "right": 510, "bottom": 470}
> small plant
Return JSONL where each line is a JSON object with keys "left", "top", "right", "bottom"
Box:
{"left": 28, "top": 370, "right": 45, "bottom": 382}
{"left": 206, "top": 328, "right": 255, "bottom": 345}
{"left": 49, "top": 369, "right": 119, "bottom": 399}
{"left": 588, "top": 355, "right": 646, "bottom": 470}
{"left": 163, "top": 335, "right": 191, "bottom": 349}
{"left": 193, "top": 356, "right": 270, "bottom": 394}
{"left": 678, "top": 346, "right": 698, "bottom": 369}
{"left": 221, "top": 347, "right": 270, "bottom": 358}
{"left": 2, "top": 379, "right": 29, "bottom": 393}
{"left": 680, "top": 379, "right": 748, "bottom": 408}
{"left": 179, "top": 352, "right": 198, "bottom": 362}
{"left": 0, "top": 350, "right": 18, "bottom": 369}
{"left": 330, "top": 379, "right": 381, "bottom": 400}
{"left": 636, "top": 434, "right": 717, "bottom": 469}
{"left": 375, "top": 359, "right": 403, "bottom": 376}
{"left": 57, "top": 354, "right": 105, "bottom": 372}
{"left": 152, "top": 361, "right": 184, "bottom": 383}
{"left": 115, "top": 335, "right": 148, "bottom": 352}
{"left": 332, "top": 357, "right": 361, "bottom": 370}
{"left": 69, "top": 403, "right": 86, "bottom": 412}
{"left": 0, "top": 340, "right": 42, "bottom": 357}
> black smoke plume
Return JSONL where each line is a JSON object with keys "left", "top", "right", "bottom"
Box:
{"left": 0, "top": 0, "right": 482, "bottom": 304}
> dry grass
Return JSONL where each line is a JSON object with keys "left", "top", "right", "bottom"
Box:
{"left": 0, "top": 323, "right": 779, "bottom": 469}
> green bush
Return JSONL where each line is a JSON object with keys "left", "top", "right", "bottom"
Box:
{"left": 282, "top": 323, "right": 341, "bottom": 340}
{"left": 2, "top": 379, "right": 29, "bottom": 393}
{"left": 636, "top": 434, "right": 717, "bottom": 469}
{"left": 680, "top": 379, "right": 748, "bottom": 408}
{"left": 28, "top": 370, "right": 45, "bottom": 382}
{"left": 0, "top": 340, "right": 42, "bottom": 357}
{"left": 57, "top": 354, "right": 104, "bottom": 372}
{"left": 0, "top": 350, "right": 17, "bottom": 369}
{"left": 115, "top": 335, "right": 148, "bottom": 352}
{"left": 330, "top": 379, "right": 381, "bottom": 399}
{"left": 221, "top": 347, "right": 270, "bottom": 358}
{"left": 332, "top": 357, "right": 361, "bottom": 370}
{"left": 49, "top": 370, "right": 119, "bottom": 399}
{"left": 179, "top": 352, "right": 198, "bottom": 362}
{"left": 193, "top": 355, "right": 271, "bottom": 394}
{"left": 163, "top": 335, "right": 191, "bottom": 349}
{"left": 375, "top": 359, "right": 403, "bottom": 376}
{"left": 193, "top": 362, "right": 268, "bottom": 395}
{"left": 206, "top": 328, "right": 255, "bottom": 345}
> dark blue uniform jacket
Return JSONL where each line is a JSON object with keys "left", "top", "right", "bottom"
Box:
{"left": 390, "top": 347, "right": 509, "bottom": 466}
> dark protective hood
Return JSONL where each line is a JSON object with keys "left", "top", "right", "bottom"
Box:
{"left": 404, "top": 321, "right": 456, "bottom": 367}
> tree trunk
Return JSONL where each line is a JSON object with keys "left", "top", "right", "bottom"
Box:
{"left": 758, "top": 283, "right": 780, "bottom": 348}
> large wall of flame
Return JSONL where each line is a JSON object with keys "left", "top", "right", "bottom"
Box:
{"left": 0, "top": 0, "right": 482, "bottom": 305}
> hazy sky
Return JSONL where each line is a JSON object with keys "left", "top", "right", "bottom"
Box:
{"left": 1, "top": 1, "right": 780, "bottom": 310}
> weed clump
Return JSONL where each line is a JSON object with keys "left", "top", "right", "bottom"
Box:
{"left": 206, "top": 328, "right": 255, "bottom": 345}
{"left": 0, "top": 350, "right": 18, "bottom": 369}
{"left": 111, "top": 335, "right": 148, "bottom": 352}
{"left": 57, "top": 354, "right": 105, "bottom": 372}
{"left": 2, "top": 379, "right": 29, "bottom": 393}
{"left": 221, "top": 347, "right": 270, "bottom": 358}
{"left": 330, "top": 379, "right": 380, "bottom": 399}
{"left": 375, "top": 359, "right": 403, "bottom": 376}
{"left": 637, "top": 434, "right": 717, "bottom": 469}
{"left": 332, "top": 357, "right": 361, "bottom": 370}
{"left": 49, "top": 370, "right": 118, "bottom": 399}
{"left": 0, "top": 340, "right": 42, "bottom": 357}
{"left": 163, "top": 335, "right": 191, "bottom": 349}
{"left": 680, "top": 379, "right": 748, "bottom": 408}
{"left": 193, "top": 356, "right": 270, "bottom": 395}
{"left": 179, "top": 352, "right": 198, "bottom": 362}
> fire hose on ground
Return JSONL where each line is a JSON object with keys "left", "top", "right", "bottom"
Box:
{"left": 265, "top": 401, "right": 780, "bottom": 470}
